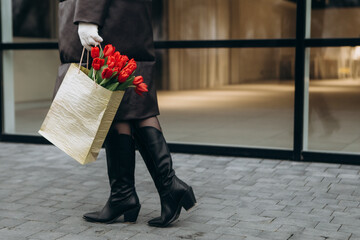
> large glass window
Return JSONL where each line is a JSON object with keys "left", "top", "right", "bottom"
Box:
{"left": 2, "top": 0, "right": 360, "bottom": 160}
{"left": 306, "top": 47, "right": 360, "bottom": 153}
{"left": 157, "top": 48, "right": 295, "bottom": 148}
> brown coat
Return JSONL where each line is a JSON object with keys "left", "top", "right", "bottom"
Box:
{"left": 56, "top": 0, "right": 159, "bottom": 120}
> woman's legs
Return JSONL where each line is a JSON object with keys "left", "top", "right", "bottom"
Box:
{"left": 132, "top": 116, "right": 197, "bottom": 227}
{"left": 135, "top": 116, "right": 162, "bottom": 131}
{"left": 83, "top": 121, "right": 141, "bottom": 223}
{"left": 113, "top": 121, "right": 133, "bottom": 135}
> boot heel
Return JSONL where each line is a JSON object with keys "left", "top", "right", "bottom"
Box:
{"left": 124, "top": 205, "right": 141, "bottom": 223}
{"left": 181, "top": 187, "right": 197, "bottom": 211}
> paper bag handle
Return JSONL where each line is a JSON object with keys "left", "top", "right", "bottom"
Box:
{"left": 78, "top": 44, "right": 102, "bottom": 72}
{"left": 78, "top": 47, "right": 89, "bottom": 73}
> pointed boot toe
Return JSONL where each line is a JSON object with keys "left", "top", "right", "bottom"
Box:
{"left": 148, "top": 216, "right": 161, "bottom": 225}
{"left": 148, "top": 217, "right": 164, "bottom": 227}
{"left": 83, "top": 211, "right": 101, "bottom": 222}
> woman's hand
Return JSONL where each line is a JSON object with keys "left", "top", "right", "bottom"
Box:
{"left": 78, "top": 23, "right": 103, "bottom": 50}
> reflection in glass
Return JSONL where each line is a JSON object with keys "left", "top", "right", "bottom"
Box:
{"left": 307, "top": 47, "right": 360, "bottom": 153}
{"left": 311, "top": 1, "right": 360, "bottom": 38}
{"left": 3, "top": 50, "right": 59, "bottom": 134}
{"left": 5, "top": 0, "right": 59, "bottom": 42}
{"left": 153, "top": 0, "right": 297, "bottom": 41}
{"left": 156, "top": 48, "right": 295, "bottom": 149}
{"left": 6, "top": 48, "right": 295, "bottom": 150}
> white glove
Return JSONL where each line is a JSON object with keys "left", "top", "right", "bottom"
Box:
{"left": 78, "top": 22, "right": 103, "bottom": 51}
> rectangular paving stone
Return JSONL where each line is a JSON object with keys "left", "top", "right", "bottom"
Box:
{"left": 214, "top": 226, "right": 260, "bottom": 237}
{"left": 303, "top": 227, "right": 352, "bottom": 240}
{"left": 282, "top": 205, "right": 313, "bottom": 214}
{"left": 349, "top": 233, "right": 360, "bottom": 240}
{"left": 0, "top": 218, "right": 26, "bottom": 229}
{"left": 103, "top": 229, "right": 137, "bottom": 239}
{"left": 0, "top": 228, "right": 33, "bottom": 239}
{"left": 339, "top": 178, "right": 360, "bottom": 186}
{"left": 288, "top": 212, "right": 334, "bottom": 223}
{"left": 128, "top": 233, "right": 175, "bottom": 240}
{"left": 79, "top": 226, "right": 114, "bottom": 237}
{"left": 174, "top": 229, "right": 222, "bottom": 240}
{"left": 15, "top": 197, "right": 45, "bottom": 205}
{"left": 288, "top": 232, "right": 338, "bottom": 240}
{"left": 192, "top": 208, "right": 235, "bottom": 219}
{"left": 230, "top": 214, "right": 274, "bottom": 223}
{"left": 310, "top": 208, "right": 334, "bottom": 217}
{"left": 57, "top": 233, "right": 109, "bottom": 240}
{"left": 315, "top": 222, "right": 341, "bottom": 232}
{"left": 339, "top": 223, "right": 360, "bottom": 234}
{"left": 217, "top": 234, "right": 247, "bottom": 240}
{"left": 0, "top": 202, "right": 27, "bottom": 211}
{"left": 324, "top": 204, "right": 346, "bottom": 212}
{"left": 183, "top": 215, "right": 213, "bottom": 224}
{"left": 328, "top": 184, "right": 358, "bottom": 194}
{"left": 272, "top": 217, "right": 319, "bottom": 229}
{"left": 344, "top": 207, "right": 360, "bottom": 215}
{"left": 255, "top": 230, "right": 293, "bottom": 240}
{"left": 205, "top": 218, "right": 239, "bottom": 227}
{"left": 338, "top": 200, "right": 360, "bottom": 208}
{"left": 331, "top": 216, "right": 360, "bottom": 227}
{"left": 12, "top": 221, "right": 59, "bottom": 237}
{"left": 19, "top": 205, "right": 59, "bottom": 214}
{"left": 56, "top": 224, "right": 89, "bottom": 234}
{"left": 276, "top": 224, "right": 305, "bottom": 234}
{"left": 52, "top": 201, "right": 84, "bottom": 209}
{"left": 234, "top": 221, "right": 282, "bottom": 232}
{"left": 28, "top": 231, "right": 68, "bottom": 240}
{"left": 24, "top": 213, "right": 69, "bottom": 223}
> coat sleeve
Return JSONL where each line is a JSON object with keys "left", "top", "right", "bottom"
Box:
{"left": 73, "top": 0, "right": 111, "bottom": 27}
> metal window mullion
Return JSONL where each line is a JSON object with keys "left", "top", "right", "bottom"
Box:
{"left": 1, "top": 0, "right": 15, "bottom": 134}
{"left": 293, "top": 0, "right": 307, "bottom": 161}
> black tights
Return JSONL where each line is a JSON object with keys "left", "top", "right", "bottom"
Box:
{"left": 111, "top": 116, "right": 162, "bottom": 136}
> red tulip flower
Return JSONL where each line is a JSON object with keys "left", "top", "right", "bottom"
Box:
{"left": 116, "top": 55, "right": 129, "bottom": 70}
{"left": 133, "top": 76, "right": 144, "bottom": 85}
{"left": 92, "top": 58, "right": 105, "bottom": 71}
{"left": 101, "top": 67, "right": 114, "bottom": 79}
{"left": 91, "top": 47, "right": 100, "bottom": 58}
{"left": 113, "top": 67, "right": 120, "bottom": 76}
{"left": 118, "top": 71, "right": 129, "bottom": 83}
{"left": 113, "top": 51, "right": 121, "bottom": 62}
{"left": 118, "top": 59, "right": 137, "bottom": 83}
{"left": 107, "top": 56, "right": 116, "bottom": 68}
{"left": 103, "top": 44, "right": 116, "bottom": 57}
{"left": 135, "top": 82, "right": 148, "bottom": 96}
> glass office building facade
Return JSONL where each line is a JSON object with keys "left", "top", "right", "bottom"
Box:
{"left": 1, "top": 0, "right": 359, "bottom": 164}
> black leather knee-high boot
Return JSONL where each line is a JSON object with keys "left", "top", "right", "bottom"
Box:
{"left": 134, "top": 126, "right": 196, "bottom": 227}
{"left": 83, "top": 131, "right": 141, "bottom": 223}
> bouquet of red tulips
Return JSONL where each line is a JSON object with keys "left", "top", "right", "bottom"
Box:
{"left": 89, "top": 44, "right": 148, "bottom": 96}
{"left": 39, "top": 43, "right": 149, "bottom": 165}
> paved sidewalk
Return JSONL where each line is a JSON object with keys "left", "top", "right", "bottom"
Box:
{"left": 0, "top": 142, "right": 359, "bottom": 240}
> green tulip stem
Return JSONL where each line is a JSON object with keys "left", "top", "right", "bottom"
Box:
{"left": 99, "top": 78, "right": 111, "bottom": 86}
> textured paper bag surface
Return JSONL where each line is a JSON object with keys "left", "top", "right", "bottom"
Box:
{"left": 39, "top": 64, "right": 124, "bottom": 164}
